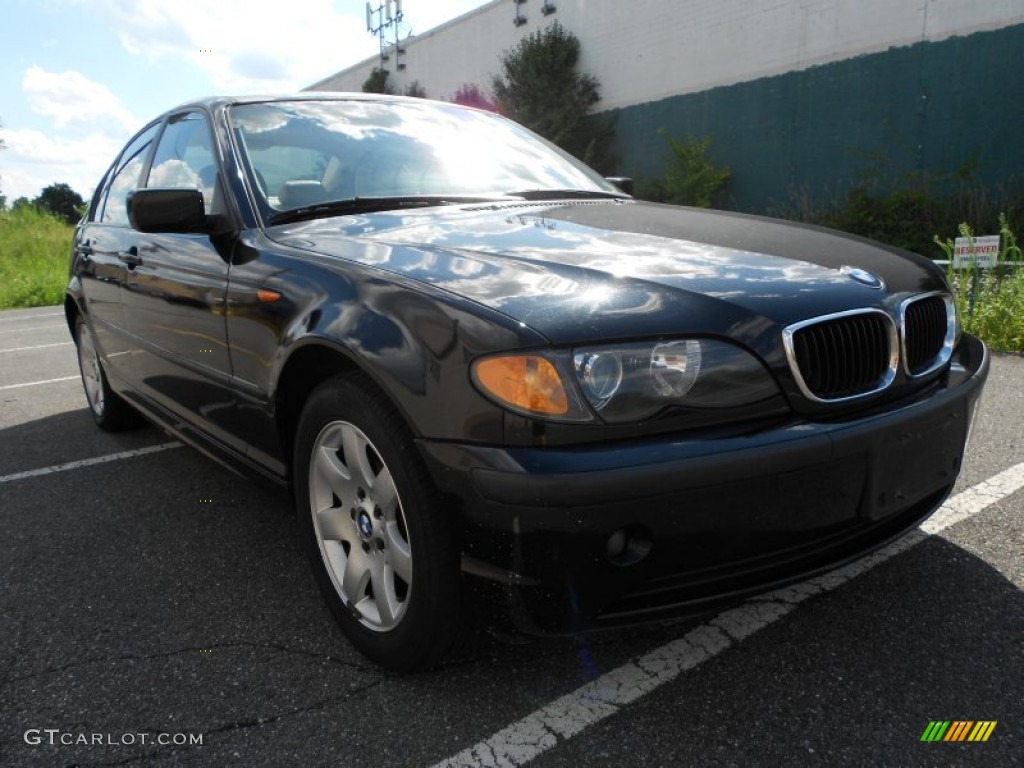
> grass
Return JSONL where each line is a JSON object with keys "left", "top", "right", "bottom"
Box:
{"left": 0, "top": 206, "right": 74, "bottom": 309}
{"left": 956, "top": 268, "right": 1024, "bottom": 352}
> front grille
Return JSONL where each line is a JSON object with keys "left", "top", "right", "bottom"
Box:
{"left": 785, "top": 310, "right": 895, "bottom": 401}
{"left": 902, "top": 294, "right": 952, "bottom": 376}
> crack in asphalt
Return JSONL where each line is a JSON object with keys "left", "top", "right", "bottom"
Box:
{"left": 65, "top": 678, "right": 386, "bottom": 768}
{"left": 0, "top": 639, "right": 377, "bottom": 688}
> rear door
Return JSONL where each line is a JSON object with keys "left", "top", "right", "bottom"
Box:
{"left": 75, "top": 123, "right": 161, "bottom": 385}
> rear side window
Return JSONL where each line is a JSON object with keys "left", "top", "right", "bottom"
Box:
{"left": 99, "top": 122, "right": 160, "bottom": 225}
{"left": 146, "top": 111, "right": 222, "bottom": 216}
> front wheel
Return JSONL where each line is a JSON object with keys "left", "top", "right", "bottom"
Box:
{"left": 294, "top": 373, "right": 462, "bottom": 671}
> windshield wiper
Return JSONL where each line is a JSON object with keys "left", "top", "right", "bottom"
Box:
{"left": 501, "top": 189, "right": 630, "bottom": 201}
{"left": 267, "top": 195, "right": 519, "bottom": 226}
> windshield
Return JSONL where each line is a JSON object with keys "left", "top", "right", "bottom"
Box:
{"left": 228, "top": 98, "right": 620, "bottom": 221}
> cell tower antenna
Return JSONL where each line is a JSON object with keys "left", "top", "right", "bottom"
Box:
{"left": 366, "top": 1, "right": 407, "bottom": 71}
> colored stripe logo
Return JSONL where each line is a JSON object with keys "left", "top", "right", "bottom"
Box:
{"left": 920, "top": 721, "right": 997, "bottom": 742}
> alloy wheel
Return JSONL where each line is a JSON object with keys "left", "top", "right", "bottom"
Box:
{"left": 308, "top": 420, "right": 412, "bottom": 631}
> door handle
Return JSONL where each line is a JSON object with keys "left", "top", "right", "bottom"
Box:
{"left": 75, "top": 241, "right": 93, "bottom": 260}
{"left": 118, "top": 246, "right": 143, "bottom": 268}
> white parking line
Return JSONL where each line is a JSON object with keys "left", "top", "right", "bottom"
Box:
{"left": 0, "top": 311, "right": 64, "bottom": 323}
{"left": 434, "top": 462, "right": 1024, "bottom": 768}
{"left": 0, "top": 376, "right": 80, "bottom": 391}
{"left": 0, "top": 442, "right": 183, "bottom": 484}
{"left": 0, "top": 342, "right": 74, "bottom": 353}
{"left": 0, "top": 324, "right": 66, "bottom": 334}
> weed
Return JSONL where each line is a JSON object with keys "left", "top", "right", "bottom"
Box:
{"left": 772, "top": 176, "right": 1023, "bottom": 258}
{"left": 935, "top": 215, "right": 1024, "bottom": 353}
{"left": 636, "top": 131, "right": 731, "bottom": 208}
{"left": 0, "top": 205, "right": 73, "bottom": 309}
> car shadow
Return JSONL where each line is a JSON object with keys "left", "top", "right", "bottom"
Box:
{"left": 0, "top": 406, "right": 165, "bottom": 478}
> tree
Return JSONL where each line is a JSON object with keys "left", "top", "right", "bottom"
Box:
{"left": 362, "top": 67, "right": 394, "bottom": 95}
{"left": 403, "top": 80, "right": 426, "bottom": 98}
{"left": 637, "top": 131, "right": 731, "bottom": 208}
{"left": 491, "top": 22, "right": 615, "bottom": 172}
{"left": 450, "top": 83, "right": 498, "bottom": 113}
{"left": 34, "top": 183, "right": 85, "bottom": 224}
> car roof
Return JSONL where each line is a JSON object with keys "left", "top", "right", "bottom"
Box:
{"left": 161, "top": 92, "right": 429, "bottom": 116}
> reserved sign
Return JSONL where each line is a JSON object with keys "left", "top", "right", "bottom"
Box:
{"left": 953, "top": 235, "right": 1000, "bottom": 269}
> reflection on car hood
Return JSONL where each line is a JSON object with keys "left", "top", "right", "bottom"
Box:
{"left": 266, "top": 199, "right": 947, "bottom": 348}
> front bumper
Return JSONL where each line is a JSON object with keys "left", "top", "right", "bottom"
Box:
{"left": 419, "top": 334, "right": 989, "bottom": 633}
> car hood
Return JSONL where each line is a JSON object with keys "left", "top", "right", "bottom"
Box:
{"left": 266, "top": 199, "right": 947, "bottom": 352}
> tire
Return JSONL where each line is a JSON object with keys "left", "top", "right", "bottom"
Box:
{"left": 294, "top": 372, "right": 462, "bottom": 672}
{"left": 74, "top": 316, "right": 141, "bottom": 431}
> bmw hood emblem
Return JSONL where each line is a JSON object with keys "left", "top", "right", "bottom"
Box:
{"left": 840, "top": 265, "right": 885, "bottom": 290}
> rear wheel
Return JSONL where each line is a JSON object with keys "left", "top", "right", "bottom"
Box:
{"left": 294, "top": 373, "right": 461, "bottom": 671}
{"left": 74, "top": 316, "right": 140, "bottom": 431}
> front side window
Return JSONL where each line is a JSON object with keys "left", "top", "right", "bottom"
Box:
{"left": 99, "top": 122, "right": 160, "bottom": 225}
{"left": 146, "top": 111, "right": 221, "bottom": 215}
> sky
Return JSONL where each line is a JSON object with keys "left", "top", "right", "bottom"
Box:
{"left": 0, "top": 0, "right": 490, "bottom": 204}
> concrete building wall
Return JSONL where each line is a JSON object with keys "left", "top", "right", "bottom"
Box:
{"left": 311, "top": 0, "right": 1022, "bottom": 106}
{"left": 310, "top": 0, "right": 1024, "bottom": 211}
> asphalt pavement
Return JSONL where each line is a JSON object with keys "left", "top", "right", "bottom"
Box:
{"left": 0, "top": 305, "right": 1020, "bottom": 767}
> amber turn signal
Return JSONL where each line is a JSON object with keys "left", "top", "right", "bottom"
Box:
{"left": 474, "top": 355, "right": 570, "bottom": 416}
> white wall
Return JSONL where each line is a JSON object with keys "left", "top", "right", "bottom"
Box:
{"left": 308, "top": 0, "right": 1024, "bottom": 110}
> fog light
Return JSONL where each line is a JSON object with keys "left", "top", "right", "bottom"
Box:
{"left": 605, "top": 526, "right": 653, "bottom": 566}
{"left": 606, "top": 529, "right": 628, "bottom": 558}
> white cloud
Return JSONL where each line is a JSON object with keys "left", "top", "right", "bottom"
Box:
{"left": 92, "top": 0, "right": 489, "bottom": 93}
{"left": 93, "top": 0, "right": 378, "bottom": 92}
{"left": 2, "top": 67, "right": 138, "bottom": 201}
{"left": 23, "top": 66, "right": 140, "bottom": 135}
{"left": 1, "top": 126, "right": 122, "bottom": 201}
{"left": 3, "top": 127, "right": 121, "bottom": 167}
{"left": 1, "top": 0, "right": 488, "bottom": 201}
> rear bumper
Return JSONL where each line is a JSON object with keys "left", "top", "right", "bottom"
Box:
{"left": 419, "top": 334, "right": 989, "bottom": 632}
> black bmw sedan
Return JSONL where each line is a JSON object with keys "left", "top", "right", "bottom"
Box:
{"left": 66, "top": 94, "right": 988, "bottom": 671}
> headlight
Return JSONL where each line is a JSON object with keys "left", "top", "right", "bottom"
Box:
{"left": 649, "top": 340, "right": 702, "bottom": 397}
{"left": 574, "top": 350, "right": 623, "bottom": 407}
{"left": 572, "top": 339, "right": 779, "bottom": 423}
{"left": 472, "top": 340, "right": 779, "bottom": 424}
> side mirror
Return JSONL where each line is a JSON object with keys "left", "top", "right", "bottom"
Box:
{"left": 605, "top": 177, "right": 635, "bottom": 196}
{"left": 127, "top": 188, "right": 208, "bottom": 233}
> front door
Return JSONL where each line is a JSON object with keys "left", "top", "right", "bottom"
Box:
{"left": 120, "top": 111, "right": 241, "bottom": 451}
